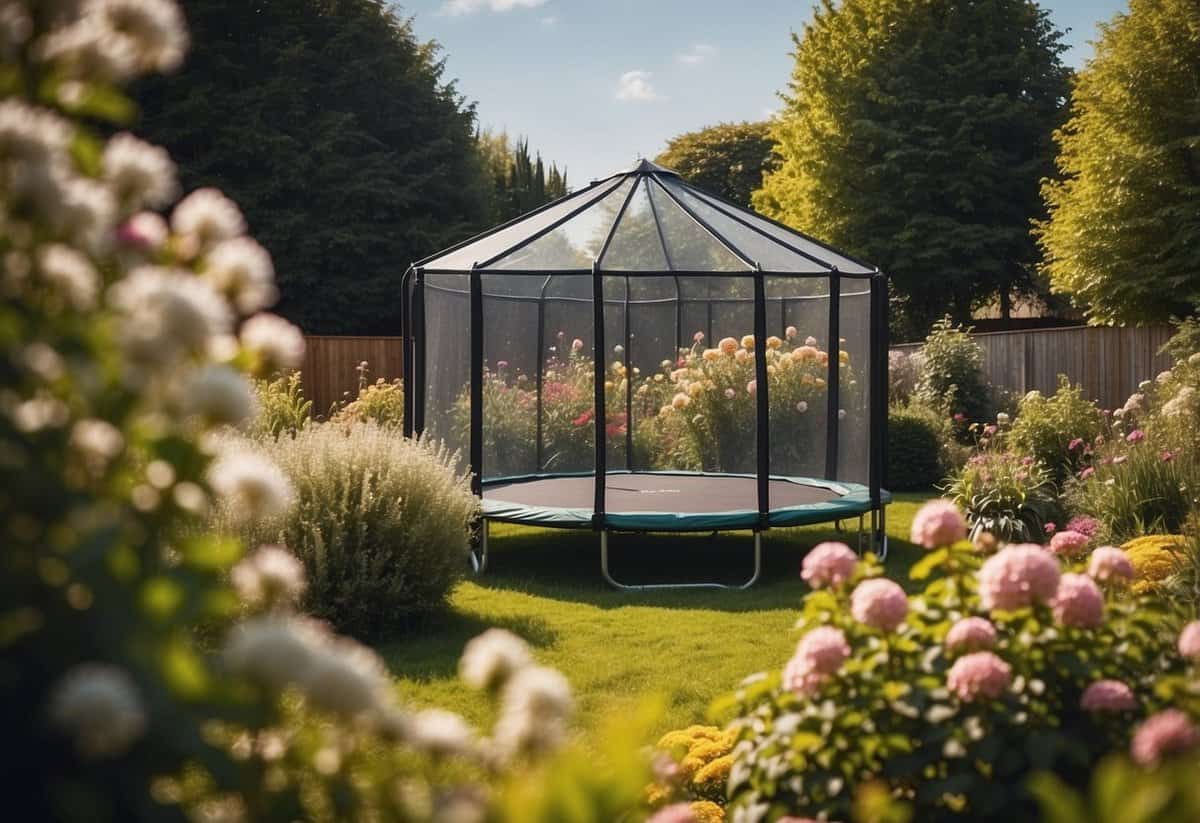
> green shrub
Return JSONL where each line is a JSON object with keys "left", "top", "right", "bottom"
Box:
{"left": 1160, "top": 312, "right": 1200, "bottom": 365}
{"left": 887, "top": 402, "right": 949, "bottom": 490}
{"left": 914, "top": 317, "right": 992, "bottom": 433}
{"left": 249, "top": 372, "right": 312, "bottom": 438}
{"left": 1008, "top": 376, "right": 1105, "bottom": 485}
{"left": 888, "top": 349, "right": 921, "bottom": 404}
{"left": 943, "top": 449, "right": 1059, "bottom": 542}
{"left": 333, "top": 362, "right": 405, "bottom": 429}
{"left": 720, "top": 502, "right": 1190, "bottom": 822}
{"left": 223, "top": 423, "right": 477, "bottom": 636}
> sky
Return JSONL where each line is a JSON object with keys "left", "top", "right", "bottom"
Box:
{"left": 402, "top": 0, "right": 1128, "bottom": 186}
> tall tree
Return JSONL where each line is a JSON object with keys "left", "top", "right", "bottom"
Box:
{"left": 133, "top": 0, "right": 491, "bottom": 334}
{"left": 478, "top": 130, "right": 568, "bottom": 222}
{"left": 655, "top": 121, "right": 779, "bottom": 206}
{"left": 755, "top": 0, "right": 1070, "bottom": 338}
{"left": 1038, "top": 0, "right": 1200, "bottom": 325}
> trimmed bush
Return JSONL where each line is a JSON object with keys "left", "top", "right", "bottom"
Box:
{"left": 1008, "top": 375, "right": 1105, "bottom": 485}
{"left": 887, "top": 403, "right": 948, "bottom": 490}
{"left": 914, "top": 317, "right": 992, "bottom": 428}
{"left": 222, "top": 423, "right": 477, "bottom": 636}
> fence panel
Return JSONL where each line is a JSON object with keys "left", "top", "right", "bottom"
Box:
{"left": 301, "top": 335, "right": 404, "bottom": 418}
{"left": 892, "top": 326, "right": 1174, "bottom": 410}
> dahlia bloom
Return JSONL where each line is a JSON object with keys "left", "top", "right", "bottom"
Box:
{"left": 1178, "top": 621, "right": 1200, "bottom": 662}
{"left": 1049, "top": 529, "right": 1089, "bottom": 558}
{"left": 800, "top": 541, "right": 858, "bottom": 589}
{"left": 1131, "top": 709, "right": 1200, "bottom": 766}
{"left": 977, "top": 544, "right": 1061, "bottom": 611}
{"left": 1081, "top": 680, "right": 1136, "bottom": 713}
{"left": 1052, "top": 573, "right": 1104, "bottom": 628}
{"left": 946, "top": 651, "right": 1012, "bottom": 702}
{"left": 909, "top": 499, "right": 967, "bottom": 549}
{"left": 944, "top": 617, "right": 997, "bottom": 653}
{"left": 718, "top": 337, "right": 738, "bottom": 355}
{"left": 1087, "top": 546, "right": 1134, "bottom": 584}
{"left": 793, "top": 626, "right": 851, "bottom": 675}
{"left": 850, "top": 578, "right": 908, "bottom": 632}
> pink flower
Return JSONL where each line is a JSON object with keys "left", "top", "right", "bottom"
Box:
{"left": 850, "top": 578, "right": 908, "bottom": 632}
{"left": 909, "top": 499, "right": 967, "bottom": 549}
{"left": 1049, "top": 529, "right": 1089, "bottom": 557}
{"left": 1021, "top": 456, "right": 1034, "bottom": 466}
{"left": 1113, "top": 455, "right": 1128, "bottom": 465}
{"left": 1044, "top": 522, "right": 1057, "bottom": 535}
{"left": 746, "top": 380, "right": 756, "bottom": 396}
{"left": 571, "top": 338, "right": 584, "bottom": 353}
{"left": 497, "top": 360, "right": 509, "bottom": 369}
{"left": 723, "top": 388, "right": 735, "bottom": 399}
{"left": 977, "top": 544, "right": 1061, "bottom": 611}
{"left": 984, "top": 424, "right": 998, "bottom": 436}
{"left": 953, "top": 412, "right": 966, "bottom": 423}
{"left": 1162, "top": 450, "right": 1175, "bottom": 462}
{"left": 805, "top": 335, "right": 817, "bottom": 347}
{"left": 1078, "top": 466, "right": 1095, "bottom": 480}
{"left": 1081, "top": 680, "right": 1136, "bottom": 712}
{"left": 1126, "top": 429, "right": 1146, "bottom": 443}
{"left": 785, "top": 325, "right": 798, "bottom": 339}
{"left": 1066, "top": 515, "right": 1100, "bottom": 538}
{"left": 718, "top": 337, "right": 738, "bottom": 355}
{"left": 1131, "top": 710, "right": 1200, "bottom": 766}
{"left": 1087, "top": 546, "right": 1134, "bottom": 584}
{"left": 782, "top": 655, "right": 827, "bottom": 697}
{"left": 946, "top": 651, "right": 1012, "bottom": 702}
{"left": 793, "top": 626, "right": 851, "bottom": 675}
{"left": 801, "top": 542, "right": 858, "bottom": 589}
{"left": 1052, "top": 573, "right": 1104, "bottom": 628}
{"left": 693, "top": 331, "right": 704, "bottom": 343}
{"left": 1068, "top": 437, "right": 1084, "bottom": 451}
{"left": 646, "top": 803, "right": 698, "bottom": 823}
{"left": 945, "top": 617, "right": 997, "bottom": 653}
{"left": 1178, "top": 621, "right": 1200, "bottom": 661}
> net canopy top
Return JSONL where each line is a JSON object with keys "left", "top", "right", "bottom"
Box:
{"left": 415, "top": 160, "right": 876, "bottom": 276}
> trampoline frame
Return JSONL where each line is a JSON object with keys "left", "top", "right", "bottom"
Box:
{"left": 403, "top": 161, "right": 890, "bottom": 590}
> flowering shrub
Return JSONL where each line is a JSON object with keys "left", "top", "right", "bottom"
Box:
{"left": 718, "top": 500, "right": 1194, "bottom": 821}
{"left": 914, "top": 318, "right": 993, "bottom": 433}
{"left": 943, "top": 447, "right": 1059, "bottom": 542}
{"left": 249, "top": 371, "right": 311, "bottom": 438}
{"left": 1122, "top": 535, "right": 1188, "bottom": 595}
{"left": 1008, "top": 376, "right": 1105, "bottom": 485}
{"left": 218, "top": 423, "right": 477, "bottom": 636}
{"left": 333, "top": 361, "right": 404, "bottom": 429}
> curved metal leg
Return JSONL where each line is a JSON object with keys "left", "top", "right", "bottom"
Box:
{"left": 600, "top": 530, "right": 763, "bottom": 591}
{"left": 470, "top": 519, "right": 489, "bottom": 574}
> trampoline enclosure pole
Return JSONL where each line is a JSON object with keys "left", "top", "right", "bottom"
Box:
{"left": 825, "top": 268, "right": 841, "bottom": 480}
{"left": 469, "top": 266, "right": 483, "bottom": 496}
{"left": 412, "top": 271, "right": 426, "bottom": 436}
{"left": 400, "top": 267, "right": 413, "bottom": 438}
{"left": 591, "top": 262, "right": 607, "bottom": 526}
{"left": 753, "top": 266, "right": 770, "bottom": 527}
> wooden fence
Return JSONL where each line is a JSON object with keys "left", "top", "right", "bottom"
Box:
{"left": 300, "top": 325, "right": 1175, "bottom": 418}
{"left": 892, "top": 325, "right": 1175, "bottom": 410}
{"left": 300, "top": 335, "right": 404, "bottom": 417}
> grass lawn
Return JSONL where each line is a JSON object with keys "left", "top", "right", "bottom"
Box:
{"left": 379, "top": 491, "right": 936, "bottom": 737}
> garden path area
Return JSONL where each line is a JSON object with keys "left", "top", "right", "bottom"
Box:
{"left": 381, "top": 492, "right": 933, "bottom": 736}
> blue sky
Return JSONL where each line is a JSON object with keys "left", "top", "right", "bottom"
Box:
{"left": 402, "top": 1, "right": 1127, "bottom": 186}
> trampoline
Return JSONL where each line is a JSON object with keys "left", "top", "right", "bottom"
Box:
{"left": 402, "top": 159, "right": 890, "bottom": 590}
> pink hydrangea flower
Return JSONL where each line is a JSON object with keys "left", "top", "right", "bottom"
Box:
{"left": 801, "top": 542, "right": 858, "bottom": 589}
{"left": 646, "top": 803, "right": 698, "bottom": 823}
{"left": 693, "top": 331, "right": 704, "bottom": 343}
{"left": 1178, "top": 621, "right": 1200, "bottom": 661}
{"left": 782, "top": 655, "right": 827, "bottom": 697}
{"left": 1126, "top": 429, "right": 1146, "bottom": 443}
{"left": 1087, "top": 546, "right": 1134, "bottom": 584}
{"left": 793, "top": 626, "right": 851, "bottom": 675}
{"left": 909, "top": 499, "right": 967, "bottom": 549}
{"left": 1081, "top": 680, "right": 1136, "bottom": 713}
{"left": 1049, "top": 529, "right": 1089, "bottom": 557}
{"left": 1044, "top": 522, "right": 1057, "bottom": 535}
{"left": 946, "top": 651, "right": 1012, "bottom": 702}
{"left": 850, "top": 578, "right": 908, "bottom": 632}
{"left": 1065, "top": 515, "right": 1099, "bottom": 538}
{"left": 977, "top": 544, "right": 1061, "bottom": 611}
{"left": 1052, "top": 573, "right": 1104, "bottom": 628}
{"left": 945, "top": 617, "right": 997, "bottom": 653}
{"left": 1131, "top": 709, "right": 1200, "bottom": 766}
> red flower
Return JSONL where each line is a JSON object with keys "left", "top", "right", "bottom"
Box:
{"left": 1162, "top": 450, "right": 1176, "bottom": 462}
{"left": 573, "top": 410, "right": 593, "bottom": 427}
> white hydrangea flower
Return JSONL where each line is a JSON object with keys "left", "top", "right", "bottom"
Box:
{"left": 1162, "top": 386, "right": 1195, "bottom": 418}
{"left": 203, "top": 237, "right": 276, "bottom": 314}
{"left": 230, "top": 544, "right": 306, "bottom": 609}
{"left": 1122, "top": 392, "right": 1144, "bottom": 415}
{"left": 240, "top": 313, "right": 305, "bottom": 372}
{"left": 1156, "top": 370, "right": 1173, "bottom": 384}
{"left": 0, "top": 99, "right": 72, "bottom": 165}
{"left": 182, "top": 364, "right": 257, "bottom": 425}
{"left": 207, "top": 451, "right": 292, "bottom": 522}
{"left": 35, "top": 13, "right": 139, "bottom": 81}
{"left": 116, "top": 210, "right": 169, "bottom": 252}
{"left": 103, "top": 132, "right": 177, "bottom": 208}
{"left": 410, "top": 709, "right": 476, "bottom": 758}
{"left": 49, "top": 173, "right": 118, "bottom": 253}
{"left": 48, "top": 663, "right": 146, "bottom": 758}
{"left": 108, "top": 266, "right": 233, "bottom": 365}
{"left": 38, "top": 244, "right": 99, "bottom": 309}
{"left": 1189, "top": 352, "right": 1200, "bottom": 367}
{"left": 70, "top": 418, "right": 124, "bottom": 463}
{"left": 459, "top": 628, "right": 532, "bottom": 692}
{"left": 492, "top": 665, "right": 572, "bottom": 758}
{"left": 92, "top": 0, "right": 188, "bottom": 73}
{"left": 302, "top": 636, "right": 392, "bottom": 720}
{"left": 172, "top": 188, "right": 245, "bottom": 251}
{"left": 224, "top": 614, "right": 327, "bottom": 692}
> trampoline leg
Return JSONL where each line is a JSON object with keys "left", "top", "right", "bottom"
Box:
{"left": 470, "top": 519, "right": 489, "bottom": 575}
{"left": 599, "top": 530, "right": 763, "bottom": 592}
{"left": 873, "top": 508, "right": 888, "bottom": 561}
{"left": 856, "top": 514, "right": 865, "bottom": 555}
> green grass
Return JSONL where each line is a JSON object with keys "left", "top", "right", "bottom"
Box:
{"left": 379, "top": 492, "right": 935, "bottom": 737}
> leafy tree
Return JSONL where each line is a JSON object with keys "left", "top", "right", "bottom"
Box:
{"left": 478, "top": 130, "right": 568, "bottom": 222}
{"left": 654, "top": 121, "right": 779, "bottom": 206}
{"left": 755, "top": 0, "right": 1071, "bottom": 339}
{"left": 1037, "top": 0, "right": 1200, "bottom": 325}
{"left": 133, "top": 0, "right": 491, "bottom": 334}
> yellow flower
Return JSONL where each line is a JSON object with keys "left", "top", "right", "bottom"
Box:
{"left": 818, "top": 351, "right": 829, "bottom": 366}
{"left": 672, "top": 393, "right": 691, "bottom": 410}
{"left": 688, "top": 382, "right": 705, "bottom": 398}
{"left": 702, "top": 348, "right": 720, "bottom": 362}
{"left": 612, "top": 361, "right": 625, "bottom": 373}
{"left": 792, "top": 345, "right": 819, "bottom": 363}
{"left": 718, "top": 337, "right": 738, "bottom": 355}
{"left": 1123, "top": 535, "right": 1186, "bottom": 594}
{"left": 661, "top": 359, "right": 673, "bottom": 369}
{"left": 814, "top": 377, "right": 826, "bottom": 388}
{"left": 689, "top": 801, "right": 725, "bottom": 823}
{"left": 654, "top": 374, "right": 665, "bottom": 383}
{"left": 766, "top": 335, "right": 782, "bottom": 350}
{"left": 740, "top": 335, "right": 755, "bottom": 350}
{"left": 839, "top": 350, "right": 850, "bottom": 365}
{"left": 801, "top": 374, "right": 814, "bottom": 385}
{"left": 767, "top": 365, "right": 776, "bottom": 375}
{"left": 693, "top": 753, "right": 734, "bottom": 790}
{"left": 656, "top": 725, "right": 723, "bottom": 750}
{"left": 604, "top": 380, "right": 614, "bottom": 390}
{"left": 735, "top": 349, "right": 751, "bottom": 364}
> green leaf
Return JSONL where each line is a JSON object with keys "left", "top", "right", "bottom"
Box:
{"left": 140, "top": 576, "right": 185, "bottom": 621}
{"left": 181, "top": 535, "right": 244, "bottom": 571}
{"left": 909, "top": 548, "right": 949, "bottom": 581}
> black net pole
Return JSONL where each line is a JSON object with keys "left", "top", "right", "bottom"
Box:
{"left": 400, "top": 267, "right": 413, "bottom": 438}
{"left": 825, "top": 268, "right": 841, "bottom": 480}
{"left": 469, "top": 266, "right": 483, "bottom": 496}
{"left": 869, "top": 271, "right": 887, "bottom": 508}
{"left": 623, "top": 275, "right": 633, "bottom": 470}
{"left": 753, "top": 265, "right": 770, "bottom": 527}
{"left": 412, "top": 271, "right": 426, "bottom": 436}
{"left": 591, "top": 262, "right": 607, "bottom": 527}
{"left": 535, "top": 276, "right": 551, "bottom": 471}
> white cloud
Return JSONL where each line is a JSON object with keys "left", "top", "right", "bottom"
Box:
{"left": 440, "top": 0, "right": 549, "bottom": 15}
{"left": 678, "top": 43, "right": 716, "bottom": 66}
{"left": 615, "top": 70, "right": 661, "bottom": 102}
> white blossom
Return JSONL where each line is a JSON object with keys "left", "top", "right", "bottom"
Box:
{"left": 108, "top": 266, "right": 232, "bottom": 365}
{"left": 459, "top": 628, "right": 531, "bottom": 692}
{"left": 38, "top": 244, "right": 99, "bottom": 309}
{"left": 103, "top": 132, "right": 177, "bottom": 209}
{"left": 410, "top": 709, "right": 476, "bottom": 757}
{"left": 230, "top": 544, "right": 306, "bottom": 609}
{"left": 48, "top": 663, "right": 146, "bottom": 758}
{"left": 301, "top": 635, "right": 393, "bottom": 720}
{"left": 35, "top": 14, "right": 139, "bottom": 81}
{"left": 1162, "top": 386, "right": 1195, "bottom": 418}
{"left": 224, "top": 614, "right": 326, "bottom": 692}
{"left": 11, "top": 393, "right": 69, "bottom": 432}
{"left": 172, "top": 188, "right": 245, "bottom": 251}
{"left": 208, "top": 451, "right": 293, "bottom": 521}
{"left": 240, "top": 313, "right": 305, "bottom": 372}
{"left": 92, "top": 0, "right": 188, "bottom": 73}
{"left": 0, "top": 99, "right": 73, "bottom": 166}
{"left": 183, "top": 364, "right": 257, "bottom": 425}
{"left": 204, "top": 237, "right": 276, "bottom": 314}
{"left": 52, "top": 174, "right": 118, "bottom": 253}
{"left": 492, "top": 665, "right": 572, "bottom": 758}
{"left": 116, "top": 211, "right": 169, "bottom": 253}
{"left": 70, "top": 418, "right": 124, "bottom": 463}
